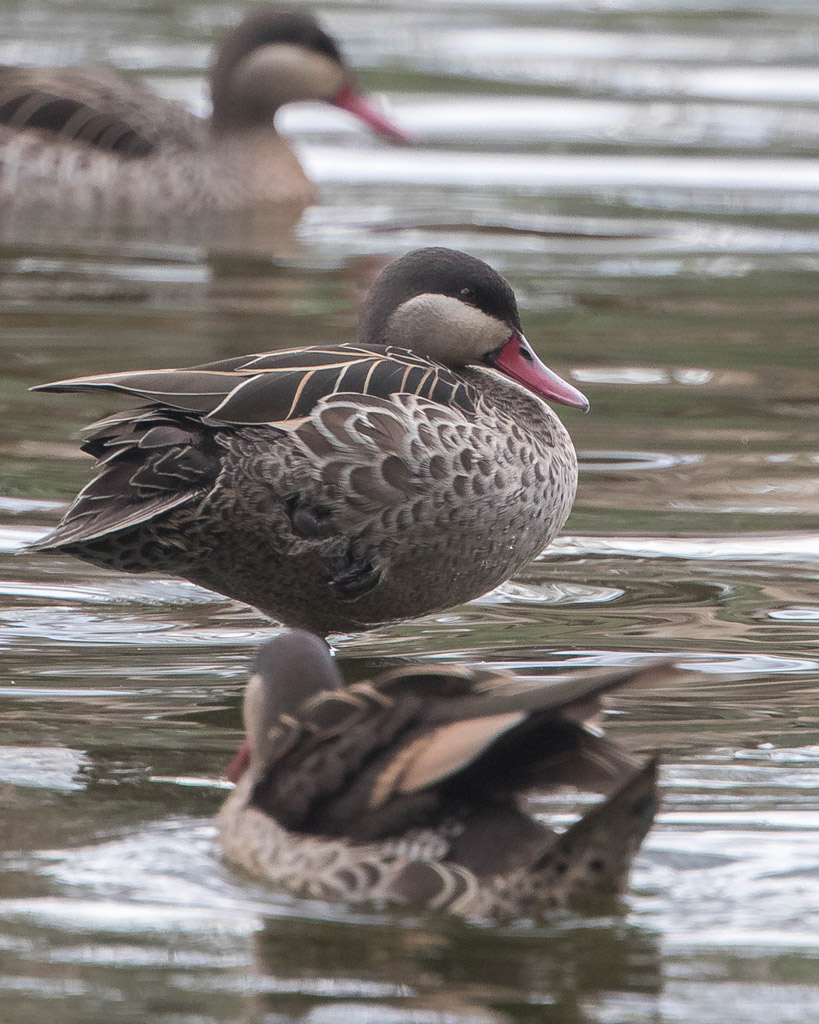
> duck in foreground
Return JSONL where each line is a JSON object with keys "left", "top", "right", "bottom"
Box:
{"left": 0, "top": 7, "right": 409, "bottom": 212}
{"left": 31, "top": 247, "right": 588, "bottom": 635}
{"left": 218, "top": 632, "right": 663, "bottom": 917}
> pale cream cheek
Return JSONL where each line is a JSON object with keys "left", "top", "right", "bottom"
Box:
{"left": 384, "top": 294, "right": 511, "bottom": 365}
{"left": 232, "top": 45, "right": 346, "bottom": 110}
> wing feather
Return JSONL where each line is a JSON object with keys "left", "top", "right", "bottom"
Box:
{"left": 0, "top": 65, "right": 203, "bottom": 155}
{"left": 247, "top": 661, "right": 674, "bottom": 841}
{"left": 33, "top": 344, "right": 478, "bottom": 425}
{"left": 370, "top": 712, "right": 525, "bottom": 807}
{"left": 27, "top": 490, "right": 196, "bottom": 550}
{"left": 31, "top": 344, "right": 482, "bottom": 552}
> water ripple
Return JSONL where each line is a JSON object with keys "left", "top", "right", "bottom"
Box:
{"left": 302, "top": 146, "right": 819, "bottom": 195}
{"left": 548, "top": 534, "right": 819, "bottom": 563}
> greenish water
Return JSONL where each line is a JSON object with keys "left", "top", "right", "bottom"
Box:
{"left": 1, "top": 1, "right": 819, "bottom": 1022}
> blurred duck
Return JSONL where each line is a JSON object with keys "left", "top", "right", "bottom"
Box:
{"left": 31, "top": 247, "right": 588, "bottom": 635}
{"left": 218, "top": 631, "right": 662, "bottom": 916}
{"left": 0, "top": 7, "right": 409, "bottom": 212}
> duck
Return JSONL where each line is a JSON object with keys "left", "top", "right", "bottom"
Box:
{"left": 30, "top": 246, "right": 589, "bottom": 636}
{"left": 218, "top": 631, "right": 663, "bottom": 917}
{"left": 0, "top": 6, "right": 409, "bottom": 212}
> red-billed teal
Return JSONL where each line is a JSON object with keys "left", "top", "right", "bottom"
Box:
{"left": 0, "top": 7, "right": 409, "bottom": 212}
{"left": 31, "top": 247, "right": 588, "bottom": 634}
{"left": 218, "top": 631, "right": 662, "bottom": 917}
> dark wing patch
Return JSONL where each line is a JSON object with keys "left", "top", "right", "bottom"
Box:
{"left": 34, "top": 345, "right": 478, "bottom": 426}
{"left": 209, "top": 365, "right": 345, "bottom": 423}
{"left": 33, "top": 369, "right": 245, "bottom": 413}
{"left": 240, "top": 347, "right": 374, "bottom": 370}
{"left": 29, "top": 409, "right": 220, "bottom": 551}
{"left": 207, "top": 347, "right": 476, "bottom": 425}
{"left": 250, "top": 684, "right": 424, "bottom": 834}
{"left": 423, "top": 659, "right": 678, "bottom": 727}
{"left": 0, "top": 88, "right": 153, "bottom": 156}
{"left": 0, "top": 66, "right": 202, "bottom": 156}
{"left": 28, "top": 489, "right": 195, "bottom": 551}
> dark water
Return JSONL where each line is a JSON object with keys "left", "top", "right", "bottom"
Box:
{"left": 1, "top": 1, "right": 819, "bottom": 1021}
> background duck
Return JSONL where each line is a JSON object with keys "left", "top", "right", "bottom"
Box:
{"left": 218, "top": 631, "right": 664, "bottom": 917}
{"left": 31, "top": 247, "right": 588, "bottom": 635}
{"left": 0, "top": 6, "right": 409, "bottom": 212}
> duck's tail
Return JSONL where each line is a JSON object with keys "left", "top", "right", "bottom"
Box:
{"left": 531, "top": 755, "right": 660, "bottom": 901}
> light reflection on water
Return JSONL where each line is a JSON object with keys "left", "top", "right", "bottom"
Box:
{"left": 1, "top": 0, "right": 819, "bottom": 1021}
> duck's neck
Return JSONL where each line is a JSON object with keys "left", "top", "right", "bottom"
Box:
{"left": 208, "top": 128, "right": 318, "bottom": 207}
{"left": 461, "top": 365, "right": 556, "bottom": 421}
{"left": 209, "top": 106, "right": 282, "bottom": 138}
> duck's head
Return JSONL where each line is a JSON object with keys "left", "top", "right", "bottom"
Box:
{"left": 210, "top": 6, "right": 409, "bottom": 142}
{"left": 359, "top": 247, "right": 589, "bottom": 410}
{"left": 226, "top": 631, "right": 341, "bottom": 783}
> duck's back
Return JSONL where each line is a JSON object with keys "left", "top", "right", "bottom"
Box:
{"left": 0, "top": 64, "right": 317, "bottom": 212}
{"left": 0, "top": 65, "right": 204, "bottom": 154}
{"left": 0, "top": 64, "right": 213, "bottom": 209}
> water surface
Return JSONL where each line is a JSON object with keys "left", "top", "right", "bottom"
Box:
{"left": 1, "top": 1, "right": 818, "bottom": 1021}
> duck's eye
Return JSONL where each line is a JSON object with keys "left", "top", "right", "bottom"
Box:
{"left": 459, "top": 286, "right": 475, "bottom": 301}
{"left": 519, "top": 344, "right": 534, "bottom": 362}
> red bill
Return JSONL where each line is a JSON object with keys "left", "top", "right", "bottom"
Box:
{"left": 490, "top": 332, "right": 589, "bottom": 410}
{"left": 331, "top": 83, "right": 412, "bottom": 144}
